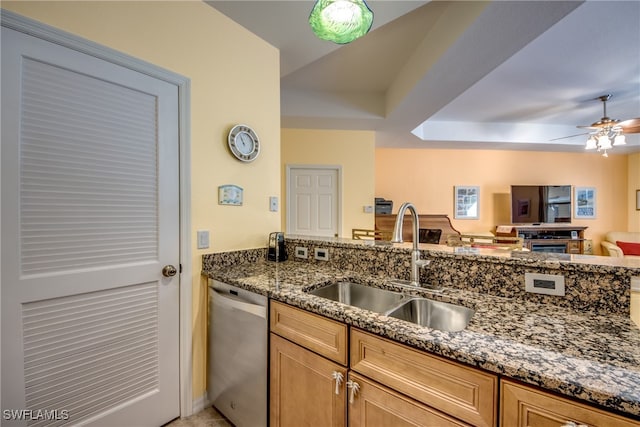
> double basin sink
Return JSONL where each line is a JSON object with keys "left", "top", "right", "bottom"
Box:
{"left": 308, "top": 281, "right": 474, "bottom": 332}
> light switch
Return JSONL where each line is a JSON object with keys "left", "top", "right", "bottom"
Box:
{"left": 197, "top": 230, "right": 210, "bottom": 249}
{"left": 269, "top": 196, "right": 279, "bottom": 212}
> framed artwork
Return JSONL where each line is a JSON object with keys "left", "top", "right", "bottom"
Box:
{"left": 454, "top": 186, "right": 479, "bottom": 219}
{"left": 574, "top": 187, "right": 596, "bottom": 219}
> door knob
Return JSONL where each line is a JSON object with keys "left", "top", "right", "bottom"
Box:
{"left": 162, "top": 265, "right": 177, "bottom": 277}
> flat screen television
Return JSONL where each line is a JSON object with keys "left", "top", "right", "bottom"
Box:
{"left": 510, "top": 185, "right": 572, "bottom": 224}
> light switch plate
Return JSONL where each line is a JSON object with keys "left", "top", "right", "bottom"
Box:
{"left": 197, "top": 230, "right": 210, "bottom": 249}
{"left": 525, "top": 272, "right": 565, "bottom": 296}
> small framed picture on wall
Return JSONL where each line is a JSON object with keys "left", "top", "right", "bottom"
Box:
{"left": 454, "top": 186, "right": 479, "bottom": 219}
{"left": 574, "top": 187, "right": 596, "bottom": 219}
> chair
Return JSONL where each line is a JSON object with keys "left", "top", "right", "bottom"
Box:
{"left": 601, "top": 232, "right": 640, "bottom": 259}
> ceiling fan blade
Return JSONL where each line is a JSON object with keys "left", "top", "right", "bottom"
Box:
{"left": 549, "top": 132, "right": 589, "bottom": 141}
{"left": 620, "top": 117, "right": 640, "bottom": 134}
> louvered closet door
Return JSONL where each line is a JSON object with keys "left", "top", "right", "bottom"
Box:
{"left": 1, "top": 27, "right": 180, "bottom": 426}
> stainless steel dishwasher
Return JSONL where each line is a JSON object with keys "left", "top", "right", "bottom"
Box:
{"left": 208, "top": 280, "right": 267, "bottom": 427}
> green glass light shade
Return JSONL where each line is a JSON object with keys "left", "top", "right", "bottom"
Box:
{"left": 309, "top": 0, "right": 374, "bottom": 44}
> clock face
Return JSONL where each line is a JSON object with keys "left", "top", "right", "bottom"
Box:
{"left": 228, "top": 125, "right": 260, "bottom": 162}
{"left": 236, "top": 132, "right": 254, "bottom": 155}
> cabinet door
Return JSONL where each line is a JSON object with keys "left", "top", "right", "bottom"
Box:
{"left": 501, "top": 379, "right": 640, "bottom": 427}
{"left": 348, "top": 373, "right": 470, "bottom": 427}
{"left": 270, "top": 333, "right": 346, "bottom": 427}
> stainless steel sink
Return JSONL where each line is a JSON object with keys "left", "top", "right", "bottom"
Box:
{"left": 386, "top": 298, "right": 475, "bottom": 332}
{"left": 308, "top": 282, "right": 405, "bottom": 314}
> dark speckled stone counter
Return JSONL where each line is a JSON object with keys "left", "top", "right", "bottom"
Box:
{"left": 202, "top": 240, "right": 640, "bottom": 420}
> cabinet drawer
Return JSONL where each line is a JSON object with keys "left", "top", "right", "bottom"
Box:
{"left": 567, "top": 241, "right": 581, "bottom": 254}
{"left": 501, "top": 379, "right": 640, "bottom": 427}
{"left": 270, "top": 301, "right": 348, "bottom": 365}
{"left": 349, "top": 373, "right": 470, "bottom": 427}
{"left": 350, "top": 328, "right": 497, "bottom": 427}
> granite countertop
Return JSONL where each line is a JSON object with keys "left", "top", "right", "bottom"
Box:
{"left": 203, "top": 259, "right": 640, "bottom": 419}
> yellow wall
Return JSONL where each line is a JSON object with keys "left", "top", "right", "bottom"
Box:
{"left": 281, "top": 128, "right": 376, "bottom": 236}
{"left": 2, "top": 1, "right": 280, "bottom": 402}
{"left": 376, "top": 148, "right": 629, "bottom": 254}
{"left": 629, "top": 153, "right": 640, "bottom": 232}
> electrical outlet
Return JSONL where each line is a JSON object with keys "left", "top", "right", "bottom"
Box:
{"left": 525, "top": 272, "right": 565, "bottom": 296}
{"left": 295, "top": 246, "right": 308, "bottom": 259}
{"left": 363, "top": 205, "right": 374, "bottom": 213}
{"left": 314, "top": 247, "right": 329, "bottom": 261}
{"left": 197, "top": 230, "right": 210, "bottom": 249}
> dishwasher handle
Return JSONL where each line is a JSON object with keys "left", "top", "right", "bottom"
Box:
{"left": 212, "top": 288, "right": 267, "bottom": 319}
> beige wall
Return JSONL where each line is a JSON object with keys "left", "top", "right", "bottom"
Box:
{"left": 3, "top": 1, "right": 280, "bottom": 401}
{"left": 281, "top": 128, "right": 376, "bottom": 236}
{"left": 376, "top": 148, "right": 630, "bottom": 254}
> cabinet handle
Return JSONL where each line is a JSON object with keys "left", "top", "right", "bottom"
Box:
{"left": 331, "top": 371, "right": 344, "bottom": 395}
{"left": 562, "top": 422, "right": 588, "bottom": 427}
{"left": 346, "top": 380, "right": 360, "bottom": 404}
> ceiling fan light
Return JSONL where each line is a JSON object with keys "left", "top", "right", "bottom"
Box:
{"left": 597, "top": 134, "right": 612, "bottom": 150}
{"left": 613, "top": 134, "right": 626, "bottom": 146}
{"left": 309, "top": 0, "right": 373, "bottom": 44}
{"left": 585, "top": 136, "right": 598, "bottom": 150}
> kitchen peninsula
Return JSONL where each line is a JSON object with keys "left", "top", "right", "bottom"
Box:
{"left": 202, "top": 236, "right": 640, "bottom": 425}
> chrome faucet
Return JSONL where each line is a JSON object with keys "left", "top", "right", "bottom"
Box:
{"left": 390, "top": 202, "right": 430, "bottom": 286}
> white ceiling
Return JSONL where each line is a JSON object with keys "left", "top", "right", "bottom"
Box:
{"left": 206, "top": 0, "right": 640, "bottom": 154}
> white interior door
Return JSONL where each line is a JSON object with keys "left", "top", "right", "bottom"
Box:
{"left": 287, "top": 166, "right": 340, "bottom": 237}
{"left": 1, "top": 26, "right": 180, "bottom": 426}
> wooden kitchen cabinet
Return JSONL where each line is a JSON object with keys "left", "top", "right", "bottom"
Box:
{"left": 501, "top": 379, "right": 640, "bottom": 427}
{"left": 350, "top": 328, "right": 497, "bottom": 427}
{"left": 270, "top": 302, "right": 349, "bottom": 427}
{"left": 348, "top": 372, "right": 469, "bottom": 427}
{"left": 269, "top": 303, "right": 638, "bottom": 427}
{"left": 270, "top": 333, "right": 347, "bottom": 427}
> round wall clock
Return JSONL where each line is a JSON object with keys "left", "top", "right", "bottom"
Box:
{"left": 228, "top": 124, "right": 260, "bottom": 162}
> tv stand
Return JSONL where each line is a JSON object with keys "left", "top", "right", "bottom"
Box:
{"left": 495, "top": 224, "right": 587, "bottom": 254}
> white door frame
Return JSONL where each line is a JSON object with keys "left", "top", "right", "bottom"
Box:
{"left": 1, "top": 11, "right": 194, "bottom": 417}
{"left": 285, "top": 164, "right": 342, "bottom": 237}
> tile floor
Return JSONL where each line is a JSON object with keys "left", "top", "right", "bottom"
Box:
{"left": 163, "top": 406, "right": 233, "bottom": 427}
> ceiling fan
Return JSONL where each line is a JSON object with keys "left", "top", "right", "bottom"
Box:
{"left": 552, "top": 94, "right": 640, "bottom": 156}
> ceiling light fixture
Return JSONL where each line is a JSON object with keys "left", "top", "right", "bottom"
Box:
{"left": 583, "top": 95, "right": 626, "bottom": 157}
{"left": 309, "top": 0, "right": 374, "bottom": 44}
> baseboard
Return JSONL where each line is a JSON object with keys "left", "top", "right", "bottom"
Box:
{"left": 192, "top": 392, "right": 210, "bottom": 414}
